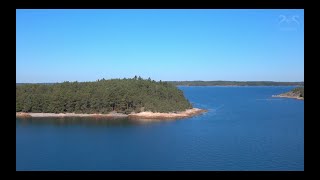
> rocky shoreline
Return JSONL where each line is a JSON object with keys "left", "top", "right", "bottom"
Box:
{"left": 272, "top": 94, "right": 304, "bottom": 100}
{"left": 16, "top": 108, "right": 207, "bottom": 120}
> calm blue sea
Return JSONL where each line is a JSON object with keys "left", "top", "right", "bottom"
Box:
{"left": 16, "top": 86, "right": 304, "bottom": 171}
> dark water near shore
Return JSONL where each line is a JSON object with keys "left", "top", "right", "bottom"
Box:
{"left": 16, "top": 86, "right": 304, "bottom": 170}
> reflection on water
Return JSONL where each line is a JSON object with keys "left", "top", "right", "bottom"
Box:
{"left": 16, "top": 117, "right": 169, "bottom": 127}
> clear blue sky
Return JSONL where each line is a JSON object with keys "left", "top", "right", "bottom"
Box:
{"left": 16, "top": 9, "right": 304, "bottom": 83}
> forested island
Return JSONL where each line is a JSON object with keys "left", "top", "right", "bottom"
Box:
{"left": 272, "top": 87, "right": 304, "bottom": 100}
{"left": 16, "top": 77, "right": 206, "bottom": 119}
{"left": 168, "top": 81, "right": 304, "bottom": 86}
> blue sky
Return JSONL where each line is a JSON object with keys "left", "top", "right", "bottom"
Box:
{"left": 16, "top": 9, "right": 304, "bottom": 83}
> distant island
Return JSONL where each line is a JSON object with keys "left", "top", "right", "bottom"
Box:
{"left": 16, "top": 76, "right": 206, "bottom": 120}
{"left": 272, "top": 87, "right": 304, "bottom": 100}
{"left": 168, "top": 81, "right": 304, "bottom": 86}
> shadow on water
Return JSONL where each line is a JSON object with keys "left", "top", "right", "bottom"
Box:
{"left": 16, "top": 117, "right": 169, "bottom": 127}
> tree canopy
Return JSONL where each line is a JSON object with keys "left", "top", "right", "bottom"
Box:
{"left": 16, "top": 77, "right": 192, "bottom": 114}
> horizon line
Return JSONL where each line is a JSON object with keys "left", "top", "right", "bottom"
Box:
{"left": 16, "top": 79, "right": 304, "bottom": 84}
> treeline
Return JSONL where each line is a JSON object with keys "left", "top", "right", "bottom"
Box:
{"left": 168, "top": 81, "right": 304, "bottom": 86}
{"left": 16, "top": 76, "right": 192, "bottom": 114}
{"left": 17, "top": 81, "right": 304, "bottom": 87}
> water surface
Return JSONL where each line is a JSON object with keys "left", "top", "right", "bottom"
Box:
{"left": 16, "top": 86, "right": 304, "bottom": 170}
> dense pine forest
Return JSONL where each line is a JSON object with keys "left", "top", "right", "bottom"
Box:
{"left": 16, "top": 77, "right": 192, "bottom": 114}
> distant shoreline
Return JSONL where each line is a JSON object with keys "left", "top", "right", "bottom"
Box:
{"left": 16, "top": 108, "right": 207, "bottom": 120}
{"left": 177, "top": 85, "right": 302, "bottom": 87}
{"left": 17, "top": 82, "right": 304, "bottom": 87}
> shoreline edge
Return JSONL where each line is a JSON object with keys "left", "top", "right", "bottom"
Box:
{"left": 16, "top": 108, "right": 207, "bottom": 120}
